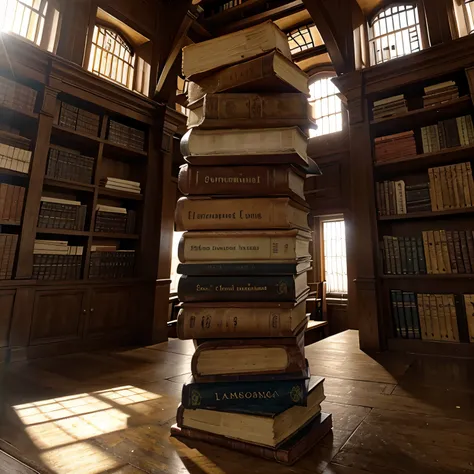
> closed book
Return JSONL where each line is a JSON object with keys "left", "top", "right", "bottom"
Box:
{"left": 394, "top": 180, "right": 406, "bottom": 214}
{"left": 191, "top": 330, "right": 307, "bottom": 383}
{"left": 416, "top": 237, "right": 427, "bottom": 274}
{"left": 435, "top": 294, "right": 448, "bottom": 341}
{"left": 439, "top": 166, "right": 451, "bottom": 209}
{"left": 433, "top": 231, "right": 446, "bottom": 273}
{"left": 445, "top": 230, "right": 458, "bottom": 273}
{"left": 429, "top": 294, "right": 441, "bottom": 341}
{"left": 181, "top": 127, "right": 312, "bottom": 171}
{"left": 178, "top": 260, "right": 311, "bottom": 276}
{"left": 176, "top": 375, "right": 324, "bottom": 447}
{"left": 451, "top": 164, "right": 461, "bottom": 208}
{"left": 394, "top": 290, "right": 407, "bottom": 338}
{"left": 417, "top": 294, "right": 428, "bottom": 340}
{"left": 428, "top": 168, "right": 438, "bottom": 211}
{"left": 466, "top": 163, "right": 474, "bottom": 205}
{"left": 177, "top": 299, "right": 308, "bottom": 339}
{"left": 461, "top": 163, "right": 472, "bottom": 207}
{"left": 409, "top": 292, "right": 420, "bottom": 339}
{"left": 423, "top": 294, "right": 433, "bottom": 340}
{"left": 453, "top": 231, "right": 465, "bottom": 273}
{"left": 466, "top": 231, "right": 474, "bottom": 270}
{"left": 405, "top": 237, "right": 413, "bottom": 274}
{"left": 399, "top": 237, "right": 407, "bottom": 274}
{"left": 402, "top": 291, "right": 414, "bottom": 339}
{"left": 433, "top": 167, "right": 444, "bottom": 210}
{"left": 463, "top": 295, "right": 474, "bottom": 343}
{"left": 410, "top": 237, "right": 419, "bottom": 274}
{"left": 459, "top": 231, "right": 472, "bottom": 273}
{"left": 426, "top": 231, "right": 439, "bottom": 274}
{"left": 390, "top": 290, "right": 401, "bottom": 337}
{"left": 442, "top": 294, "right": 455, "bottom": 341}
{"left": 187, "top": 93, "right": 313, "bottom": 129}
{"left": 170, "top": 412, "right": 332, "bottom": 466}
{"left": 186, "top": 51, "right": 310, "bottom": 103}
{"left": 177, "top": 272, "right": 309, "bottom": 303}
{"left": 387, "top": 237, "right": 396, "bottom": 274}
{"left": 439, "top": 230, "right": 452, "bottom": 274}
{"left": 392, "top": 237, "right": 402, "bottom": 274}
{"left": 175, "top": 197, "right": 309, "bottom": 232}
{"left": 178, "top": 164, "right": 306, "bottom": 202}
{"left": 181, "top": 374, "right": 319, "bottom": 413}
{"left": 449, "top": 295, "right": 460, "bottom": 342}
{"left": 178, "top": 229, "right": 311, "bottom": 262}
{"left": 182, "top": 21, "right": 291, "bottom": 80}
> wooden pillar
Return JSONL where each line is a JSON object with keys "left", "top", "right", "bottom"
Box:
{"left": 334, "top": 71, "right": 381, "bottom": 351}
{"left": 421, "top": 0, "right": 455, "bottom": 45}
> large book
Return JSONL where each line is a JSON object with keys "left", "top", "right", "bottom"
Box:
{"left": 182, "top": 21, "right": 291, "bottom": 80}
{"left": 181, "top": 127, "right": 310, "bottom": 169}
{"left": 186, "top": 51, "right": 309, "bottom": 103}
{"left": 171, "top": 412, "right": 332, "bottom": 466}
{"left": 178, "top": 229, "right": 311, "bottom": 263}
{"left": 177, "top": 272, "right": 309, "bottom": 303}
{"left": 178, "top": 164, "right": 306, "bottom": 202}
{"left": 177, "top": 299, "right": 308, "bottom": 339}
{"left": 181, "top": 374, "right": 320, "bottom": 413}
{"left": 191, "top": 330, "right": 306, "bottom": 382}
{"left": 175, "top": 375, "right": 324, "bottom": 447}
{"left": 187, "top": 93, "right": 313, "bottom": 130}
{"left": 175, "top": 197, "right": 309, "bottom": 232}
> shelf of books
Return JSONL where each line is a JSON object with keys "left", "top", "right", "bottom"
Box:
{"left": 370, "top": 71, "right": 474, "bottom": 355}
{"left": 0, "top": 70, "right": 148, "bottom": 285}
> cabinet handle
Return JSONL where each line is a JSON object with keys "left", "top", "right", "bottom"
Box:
{"left": 83, "top": 309, "right": 86, "bottom": 313}
{"left": 90, "top": 308, "right": 94, "bottom": 313}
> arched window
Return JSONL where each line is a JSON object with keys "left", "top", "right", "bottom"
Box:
{"left": 463, "top": 0, "right": 474, "bottom": 34}
{"left": 0, "top": 0, "right": 60, "bottom": 52}
{"left": 308, "top": 75, "right": 343, "bottom": 138}
{"left": 287, "top": 24, "right": 320, "bottom": 54}
{"left": 88, "top": 25, "right": 135, "bottom": 89}
{"left": 368, "top": 3, "right": 424, "bottom": 65}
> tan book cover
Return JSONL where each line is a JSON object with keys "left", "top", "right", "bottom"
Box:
{"left": 439, "top": 166, "right": 451, "bottom": 209}
{"left": 422, "top": 294, "right": 433, "bottom": 340}
{"left": 465, "top": 162, "right": 474, "bottom": 207}
{"left": 461, "top": 163, "right": 472, "bottom": 207}
{"left": 417, "top": 294, "right": 428, "bottom": 340}
{"left": 450, "top": 164, "right": 461, "bottom": 208}
{"left": 433, "top": 167, "right": 444, "bottom": 210}
{"left": 455, "top": 164, "right": 466, "bottom": 207}
{"left": 464, "top": 294, "right": 474, "bottom": 343}
{"left": 445, "top": 166, "right": 457, "bottom": 208}
{"left": 428, "top": 168, "right": 438, "bottom": 211}
{"left": 182, "top": 21, "right": 291, "bottom": 79}
{"left": 175, "top": 197, "right": 309, "bottom": 232}
{"left": 435, "top": 294, "right": 448, "bottom": 340}
{"left": 178, "top": 229, "right": 311, "bottom": 263}
{"left": 187, "top": 93, "right": 314, "bottom": 130}
{"left": 449, "top": 295, "right": 460, "bottom": 342}
{"left": 439, "top": 230, "right": 452, "bottom": 274}
{"left": 0, "top": 184, "right": 7, "bottom": 222}
{"left": 186, "top": 51, "right": 310, "bottom": 103}
{"left": 433, "top": 231, "right": 446, "bottom": 273}
{"left": 426, "top": 231, "right": 439, "bottom": 274}
{"left": 429, "top": 294, "right": 441, "bottom": 341}
{"left": 441, "top": 294, "right": 454, "bottom": 341}
{"left": 422, "top": 231, "right": 433, "bottom": 274}
{"left": 2, "top": 184, "right": 13, "bottom": 221}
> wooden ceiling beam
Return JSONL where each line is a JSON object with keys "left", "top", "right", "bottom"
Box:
{"left": 292, "top": 44, "right": 328, "bottom": 62}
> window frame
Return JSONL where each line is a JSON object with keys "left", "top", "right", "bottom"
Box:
{"left": 462, "top": 0, "right": 474, "bottom": 34}
{"left": 367, "top": 2, "right": 428, "bottom": 66}
{"left": 307, "top": 71, "right": 347, "bottom": 138}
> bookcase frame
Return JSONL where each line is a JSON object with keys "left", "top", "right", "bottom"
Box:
{"left": 0, "top": 34, "right": 185, "bottom": 362}
{"left": 334, "top": 32, "right": 474, "bottom": 355}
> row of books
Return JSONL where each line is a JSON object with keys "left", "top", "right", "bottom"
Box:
{"left": 421, "top": 115, "right": 474, "bottom": 153}
{"left": 57, "top": 101, "right": 101, "bottom": 137}
{"left": 38, "top": 197, "right": 87, "bottom": 231}
{"left": 423, "top": 81, "right": 459, "bottom": 108}
{"left": 0, "top": 184, "right": 25, "bottom": 224}
{"left": 428, "top": 162, "right": 474, "bottom": 211}
{"left": 100, "top": 177, "right": 141, "bottom": 194}
{"left": 376, "top": 181, "right": 431, "bottom": 215}
{"left": 0, "top": 135, "right": 32, "bottom": 174}
{"left": 0, "top": 75, "right": 37, "bottom": 114}
{"left": 94, "top": 205, "right": 136, "bottom": 234}
{"left": 372, "top": 94, "right": 407, "bottom": 120}
{"left": 381, "top": 236, "right": 426, "bottom": 275}
{"left": 107, "top": 120, "right": 145, "bottom": 152}
{"left": 46, "top": 146, "right": 94, "bottom": 185}
{"left": 390, "top": 291, "right": 460, "bottom": 341}
{"left": 89, "top": 248, "right": 135, "bottom": 279}
{"left": 374, "top": 131, "right": 416, "bottom": 163}
{"left": 0, "top": 234, "right": 18, "bottom": 280}
{"left": 32, "top": 240, "right": 83, "bottom": 280}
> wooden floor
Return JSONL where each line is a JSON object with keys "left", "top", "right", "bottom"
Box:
{"left": 1, "top": 330, "right": 474, "bottom": 474}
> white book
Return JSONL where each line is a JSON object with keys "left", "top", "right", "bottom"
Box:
{"left": 41, "top": 196, "right": 81, "bottom": 206}
{"left": 96, "top": 204, "right": 127, "bottom": 214}
{"left": 105, "top": 177, "right": 141, "bottom": 187}
{"left": 424, "top": 81, "right": 456, "bottom": 94}
{"left": 104, "top": 183, "right": 141, "bottom": 193}
{"left": 394, "top": 181, "right": 407, "bottom": 214}
{"left": 182, "top": 21, "right": 291, "bottom": 79}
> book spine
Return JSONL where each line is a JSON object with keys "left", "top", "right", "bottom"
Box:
{"left": 410, "top": 237, "right": 419, "bottom": 274}
{"left": 421, "top": 232, "right": 432, "bottom": 274}
{"left": 393, "top": 237, "right": 402, "bottom": 275}
{"left": 395, "top": 181, "right": 406, "bottom": 214}
{"left": 466, "top": 163, "right": 474, "bottom": 207}
{"left": 390, "top": 290, "right": 401, "bottom": 338}
{"left": 405, "top": 237, "right": 413, "bottom": 274}
{"left": 399, "top": 237, "right": 407, "bottom": 274}
{"left": 450, "top": 295, "right": 460, "bottom": 342}
{"left": 429, "top": 294, "right": 441, "bottom": 341}
{"left": 395, "top": 290, "right": 407, "bottom": 338}
{"left": 445, "top": 230, "right": 458, "bottom": 273}
{"left": 451, "top": 164, "right": 461, "bottom": 208}
{"left": 461, "top": 163, "right": 472, "bottom": 207}
{"left": 464, "top": 294, "right": 474, "bottom": 343}
{"left": 402, "top": 291, "right": 414, "bottom": 339}
{"left": 453, "top": 231, "right": 465, "bottom": 273}
{"left": 445, "top": 166, "right": 456, "bottom": 208}
{"left": 383, "top": 181, "right": 390, "bottom": 215}
{"left": 439, "top": 166, "right": 451, "bottom": 209}
{"left": 387, "top": 237, "right": 396, "bottom": 274}
{"left": 433, "top": 230, "right": 446, "bottom": 273}
{"left": 409, "top": 292, "right": 420, "bottom": 339}
{"left": 439, "top": 230, "right": 452, "bottom": 274}
{"left": 427, "top": 231, "right": 439, "bottom": 274}
{"left": 459, "top": 231, "right": 472, "bottom": 273}
{"left": 442, "top": 294, "right": 454, "bottom": 341}
{"left": 417, "top": 294, "right": 427, "bottom": 340}
{"left": 416, "top": 237, "right": 426, "bottom": 274}
{"left": 466, "top": 230, "right": 474, "bottom": 271}
{"left": 428, "top": 168, "right": 438, "bottom": 211}
{"left": 422, "top": 294, "right": 432, "bottom": 340}
{"left": 435, "top": 294, "right": 448, "bottom": 341}
{"left": 434, "top": 167, "right": 444, "bottom": 210}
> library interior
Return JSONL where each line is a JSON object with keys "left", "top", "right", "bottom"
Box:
{"left": 0, "top": 0, "right": 474, "bottom": 473}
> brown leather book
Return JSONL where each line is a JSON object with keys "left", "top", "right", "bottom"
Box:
{"left": 170, "top": 412, "right": 332, "bottom": 466}
{"left": 191, "top": 329, "right": 306, "bottom": 382}
{"left": 187, "top": 93, "right": 314, "bottom": 130}
{"left": 178, "top": 164, "right": 306, "bottom": 203}
{"left": 187, "top": 50, "right": 309, "bottom": 103}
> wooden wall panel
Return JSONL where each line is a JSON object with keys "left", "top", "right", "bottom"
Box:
{"left": 0, "top": 291, "right": 15, "bottom": 348}
{"left": 30, "top": 290, "right": 87, "bottom": 345}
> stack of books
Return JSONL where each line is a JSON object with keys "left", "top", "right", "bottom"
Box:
{"left": 170, "top": 21, "right": 331, "bottom": 465}
{"left": 46, "top": 146, "right": 95, "bottom": 184}
{"left": 94, "top": 205, "right": 136, "bottom": 234}
{"left": 374, "top": 131, "right": 417, "bottom": 163}
{"left": 0, "top": 184, "right": 26, "bottom": 224}
{"left": 423, "top": 81, "right": 459, "bottom": 108}
{"left": 428, "top": 162, "right": 474, "bottom": 211}
{"left": 100, "top": 177, "right": 141, "bottom": 194}
{"left": 0, "top": 76, "right": 37, "bottom": 114}
{"left": 0, "top": 133, "right": 32, "bottom": 173}
{"left": 38, "top": 197, "right": 87, "bottom": 230}
{"left": 421, "top": 115, "right": 474, "bottom": 153}
{"left": 372, "top": 94, "right": 407, "bottom": 120}
{"left": 463, "top": 295, "right": 474, "bottom": 342}
{"left": 422, "top": 229, "right": 474, "bottom": 275}
{"left": 381, "top": 235, "right": 426, "bottom": 275}
{"left": 57, "top": 101, "right": 100, "bottom": 137}
{"left": 89, "top": 246, "right": 135, "bottom": 279}
{"left": 376, "top": 180, "right": 431, "bottom": 215}
{"left": 107, "top": 120, "right": 145, "bottom": 152}
{"left": 0, "top": 233, "right": 18, "bottom": 279}
{"left": 32, "top": 240, "right": 83, "bottom": 280}
{"left": 390, "top": 290, "right": 460, "bottom": 342}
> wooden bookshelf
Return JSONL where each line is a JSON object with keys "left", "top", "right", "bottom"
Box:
{"left": 43, "top": 177, "right": 96, "bottom": 193}
{"left": 378, "top": 207, "right": 474, "bottom": 221}
{"left": 382, "top": 274, "right": 474, "bottom": 280}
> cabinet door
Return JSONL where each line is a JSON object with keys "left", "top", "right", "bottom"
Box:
{"left": 30, "top": 290, "right": 87, "bottom": 345}
{"left": 86, "top": 287, "right": 131, "bottom": 336}
{"left": 0, "top": 290, "right": 15, "bottom": 347}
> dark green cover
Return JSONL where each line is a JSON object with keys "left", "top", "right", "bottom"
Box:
{"left": 403, "top": 291, "right": 415, "bottom": 339}
{"left": 399, "top": 238, "right": 408, "bottom": 274}
{"left": 405, "top": 237, "right": 414, "bottom": 274}
{"left": 182, "top": 374, "right": 323, "bottom": 415}
{"left": 409, "top": 292, "right": 421, "bottom": 339}
{"left": 416, "top": 237, "right": 426, "bottom": 274}
{"left": 390, "top": 290, "right": 401, "bottom": 338}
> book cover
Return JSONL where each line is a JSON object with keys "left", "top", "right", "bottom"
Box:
{"left": 435, "top": 294, "right": 448, "bottom": 340}
{"left": 449, "top": 295, "right": 460, "bottom": 342}
{"left": 445, "top": 230, "right": 458, "bottom": 273}
{"left": 417, "top": 294, "right": 428, "bottom": 340}
{"left": 463, "top": 295, "right": 474, "bottom": 342}
{"left": 441, "top": 294, "right": 455, "bottom": 341}
{"left": 178, "top": 261, "right": 311, "bottom": 276}
{"left": 439, "top": 230, "right": 452, "bottom": 274}
{"left": 402, "top": 291, "right": 414, "bottom": 339}
{"left": 429, "top": 294, "right": 441, "bottom": 341}
{"left": 390, "top": 290, "right": 401, "bottom": 337}
{"left": 426, "top": 231, "right": 439, "bottom": 274}
{"left": 453, "top": 231, "right": 465, "bottom": 273}
{"left": 416, "top": 237, "right": 427, "bottom": 274}
{"left": 459, "top": 231, "right": 472, "bottom": 273}
{"left": 433, "top": 231, "right": 446, "bottom": 273}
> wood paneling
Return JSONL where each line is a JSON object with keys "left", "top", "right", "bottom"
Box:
{"left": 30, "top": 289, "right": 87, "bottom": 344}
{"left": 0, "top": 291, "right": 15, "bottom": 348}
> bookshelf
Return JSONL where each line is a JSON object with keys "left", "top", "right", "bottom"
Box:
{"left": 0, "top": 35, "right": 186, "bottom": 361}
